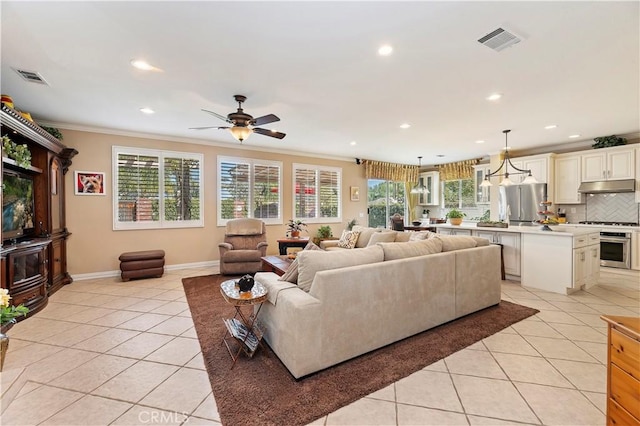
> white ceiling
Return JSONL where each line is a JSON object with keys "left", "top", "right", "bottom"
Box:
{"left": 1, "top": 1, "right": 639, "bottom": 166}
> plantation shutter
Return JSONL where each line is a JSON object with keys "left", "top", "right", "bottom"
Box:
{"left": 220, "top": 160, "right": 250, "bottom": 219}
{"left": 164, "top": 157, "right": 201, "bottom": 221}
{"left": 253, "top": 163, "right": 280, "bottom": 219}
{"left": 319, "top": 169, "right": 339, "bottom": 218}
{"left": 117, "top": 153, "right": 160, "bottom": 223}
{"left": 294, "top": 167, "right": 316, "bottom": 218}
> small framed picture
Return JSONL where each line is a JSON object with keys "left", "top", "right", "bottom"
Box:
{"left": 75, "top": 171, "right": 106, "bottom": 195}
{"left": 350, "top": 186, "right": 360, "bottom": 202}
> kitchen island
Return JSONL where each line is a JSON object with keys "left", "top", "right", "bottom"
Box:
{"left": 432, "top": 223, "right": 600, "bottom": 294}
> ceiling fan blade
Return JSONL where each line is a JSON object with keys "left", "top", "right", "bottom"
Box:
{"left": 189, "top": 126, "right": 230, "bottom": 130}
{"left": 253, "top": 114, "right": 280, "bottom": 126}
{"left": 202, "top": 109, "right": 231, "bottom": 123}
{"left": 253, "top": 127, "right": 286, "bottom": 140}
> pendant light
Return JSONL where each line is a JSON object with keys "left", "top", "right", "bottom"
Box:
{"left": 480, "top": 129, "right": 538, "bottom": 187}
{"left": 410, "top": 156, "right": 429, "bottom": 194}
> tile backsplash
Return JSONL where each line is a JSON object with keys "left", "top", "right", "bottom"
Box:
{"left": 585, "top": 192, "right": 639, "bottom": 223}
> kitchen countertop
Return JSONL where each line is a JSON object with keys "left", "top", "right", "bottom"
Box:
{"left": 430, "top": 223, "right": 600, "bottom": 236}
{"left": 556, "top": 223, "right": 640, "bottom": 232}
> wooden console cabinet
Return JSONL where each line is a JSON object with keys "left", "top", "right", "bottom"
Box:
{"left": 1, "top": 104, "right": 77, "bottom": 318}
{"left": 602, "top": 315, "right": 640, "bottom": 426}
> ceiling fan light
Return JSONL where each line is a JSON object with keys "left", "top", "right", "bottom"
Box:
{"left": 229, "top": 126, "right": 253, "bottom": 142}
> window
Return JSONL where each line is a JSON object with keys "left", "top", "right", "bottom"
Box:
{"left": 218, "top": 156, "right": 282, "bottom": 225}
{"left": 293, "top": 163, "right": 341, "bottom": 222}
{"left": 113, "top": 146, "right": 203, "bottom": 230}
{"left": 367, "top": 179, "right": 406, "bottom": 228}
{"left": 442, "top": 178, "right": 475, "bottom": 209}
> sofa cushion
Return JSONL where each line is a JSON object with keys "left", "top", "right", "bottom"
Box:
{"left": 394, "top": 232, "right": 411, "bottom": 242}
{"left": 278, "top": 242, "right": 322, "bottom": 284}
{"left": 436, "top": 235, "right": 479, "bottom": 252}
{"left": 297, "top": 245, "right": 384, "bottom": 292}
{"left": 378, "top": 238, "right": 443, "bottom": 261}
{"left": 473, "top": 237, "right": 491, "bottom": 247}
{"left": 367, "top": 231, "right": 398, "bottom": 246}
{"left": 408, "top": 231, "right": 431, "bottom": 241}
{"left": 337, "top": 230, "right": 360, "bottom": 249}
{"left": 352, "top": 225, "right": 380, "bottom": 248}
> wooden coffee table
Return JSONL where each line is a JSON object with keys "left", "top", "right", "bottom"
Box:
{"left": 261, "top": 255, "right": 293, "bottom": 276}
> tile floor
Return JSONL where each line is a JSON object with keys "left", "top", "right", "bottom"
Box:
{"left": 1, "top": 268, "right": 638, "bottom": 426}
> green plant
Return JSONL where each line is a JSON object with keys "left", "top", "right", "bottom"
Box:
{"left": 422, "top": 209, "right": 430, "bottom": 216}
{"left": 446, "top": 208, "right": 466, "bottom": 219}
{"left": 0, "top": 289, "right": 29, "bottom": 326}
{"left": 1, "top": 135, "right": 31, "bottom": 168}
{"left": 41, "top": 126, "right": 63, "bottom": 140}
{"left": 317, "top": 225, "right": 332, "bottom": 239}
{"left": 286, "top": 219, "right": 307, "bottom": 236}
{"left": 346, "top": 218, "right": 358, "bottom": 231}
{"left": 592, "top": 135, "right": 627, "bottom": 149}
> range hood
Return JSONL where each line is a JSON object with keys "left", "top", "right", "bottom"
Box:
{"left": 578, "top": 179, "right": 636, "bottom": 193}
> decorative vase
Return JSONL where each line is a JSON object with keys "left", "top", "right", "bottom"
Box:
{"left": 0, "top": 331, "right": 9, "bottom": 372}
{"left": 238, "top": 274, "right": 255, "bottom": 293}
{"left": 450, "top": 218, "right": 463, "bottom": 226}
{"left": 290, "top": 230, "right": 300, "bottom": 238}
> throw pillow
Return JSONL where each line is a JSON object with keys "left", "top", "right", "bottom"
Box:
{"left": 337, "top": 230, "right": 360, "bottom": 249}
{"left": 367, "top": 231, "right": 397, "bottom": 246}
{"left": 394, "top": 231, "right": 411, "bottom": 242}
{"left": 408, "top": 231, "right": 430, "bottom": 241}
{"left": 278, "top": 241, "right": 322, "bottom": 284}
{"left": 352, "top": 225, "right": 379, "bottom": 248}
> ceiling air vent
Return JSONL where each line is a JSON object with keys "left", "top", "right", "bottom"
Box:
{"left": 13, "top": 68, "right": 49, "bottom": 85}
{"left": 478, "top": 28, "right": 521, "bottom": 52}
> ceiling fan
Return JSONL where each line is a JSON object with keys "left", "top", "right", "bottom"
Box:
{"left": 190, "top": 95, "right": 286, "bottom": 143}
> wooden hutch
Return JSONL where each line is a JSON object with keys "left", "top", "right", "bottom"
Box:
{"left": 1, "top": 104, "right": 77, "bottom": 319}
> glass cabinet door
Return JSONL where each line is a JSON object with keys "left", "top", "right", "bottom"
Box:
{"left": 475, "top": 166, "right": 490, "bottom": 204}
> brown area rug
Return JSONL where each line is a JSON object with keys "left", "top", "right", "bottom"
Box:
{"left": 183, "top": 274, "right": 538, "bottom": 426}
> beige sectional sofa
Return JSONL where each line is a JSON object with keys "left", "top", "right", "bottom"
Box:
{"left": 254, "top": 235, "right": 501, "bottom": 379}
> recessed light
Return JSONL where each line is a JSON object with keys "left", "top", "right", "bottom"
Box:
{"left": 378, "top": 44, "right": 393, "bottom": 56}
{"left": 475, "top": 140, "right": 485, "bottom": 144}
{"left": 568, "top": 134, "right": 581, "bottom": 139}
{"left": 486, "top": 93, "right": 502, "bottom": 101}
{"left": 436, "top": 154, "right": 445, "bottom": 158}
{"left": 350, "top": 141, "right": 357, "bottom": 146}
{"left": 399, "top": 123, "right": 410, "bottom": 129}
{"left": 139, "top": 107, "right": 155, "bottom": 114}
{"left": 130, "top": 59, "right": 161, "bottom": 71}
{"left": 544, "top": 125, "right": 557, "bottom": 130}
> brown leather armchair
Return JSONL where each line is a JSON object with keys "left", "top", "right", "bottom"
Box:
{"left": 219, "top": 218, "right": 268, "bottom": 275}
{"left": 390, "top": 213, "right": 405, "bottom": 231}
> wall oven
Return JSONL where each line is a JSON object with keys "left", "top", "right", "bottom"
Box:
{"left": 600, "top": 231, "right": 631, "bottom": 269}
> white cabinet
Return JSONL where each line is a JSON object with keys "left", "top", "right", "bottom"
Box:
{"left": 417, "top": 171, "right": 440, "bottom": 206}
{"left": 581, "top": 147, "right": 635, "bottom": 182}
{"left": 470, "top": 230, "right": 521, "bottom": 277}
{"left": 437, "top": 227, "right": 471, "bottom": 236}
{"left": 554, "top": 154, "right": 583, "bottom": 204}
{"left": 636, "top": 147, "right": 640, "bottom": 203}
{"left": 573, "top": 234, "right": 600, "bottom": 289}
{"left": 474, "top": 165, "right": 490, "bottom": 204}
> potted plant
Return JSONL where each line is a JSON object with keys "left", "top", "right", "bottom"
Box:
{"left": 1, "top": 288, "right": 29, "bottom": 371}
{"left": 446, "top": 208, "right": 466, "bottom": 226}
{"left": 286, "top": 219, "right": 307, "bottom": 238}
{"left": 592, "top": 135, "right": 627, "bottom": 149}
{"left": 313, "top": 225, "right": 333, "bottom": 245}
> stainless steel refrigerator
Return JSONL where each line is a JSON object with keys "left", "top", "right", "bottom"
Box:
{"left": 498, "top": 183, "right": 547, "bottom": 225}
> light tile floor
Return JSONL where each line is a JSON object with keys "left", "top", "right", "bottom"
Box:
{"left": 1, "top": 268, "right": 638, "bottom": 425}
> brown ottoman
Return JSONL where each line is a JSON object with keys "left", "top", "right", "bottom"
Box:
{"left": 119, "top": 250, "right": 165, "bottom": 281}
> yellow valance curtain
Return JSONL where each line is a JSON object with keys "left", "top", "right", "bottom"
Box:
{"left": 363, "top": 159, "right": 419, "bottom": 183}
{"left": 437, "top": 159, "right": 481, "bottom": 181}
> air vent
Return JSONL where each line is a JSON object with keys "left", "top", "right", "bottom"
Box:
{"left": 13, "top": 68, "right": 49, "bottom": 85}
{"left": 478, "top": 28, "right": 522, "bottom": 52}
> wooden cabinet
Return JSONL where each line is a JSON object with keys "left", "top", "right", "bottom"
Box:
{"left": 555, "top": 153, "right": 584, "bottom": 204}
{"left": 601, "top": 315, "right": 640, "bottom": 426}
{"left": 3, "top": 240, "right": 50, "bottom": 315}
{"left": 471, "top": 230, "right": 521, "bottom": 276}
{"left": 417, "top": 171, "right": 440, "bottom": 206}
{"left": 581, "top": 147, "right": 635, "bottom": 182}
{"left": 1, "top": 104, "right": 77, "bottom": 318}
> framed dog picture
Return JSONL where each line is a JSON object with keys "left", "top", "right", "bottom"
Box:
{"left": 75, "top": 171, "right": 106, "bottom": 195}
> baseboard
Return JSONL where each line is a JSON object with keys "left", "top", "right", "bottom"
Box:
{"left": 71, "top": 260, "right": 219, "bottom": 281}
